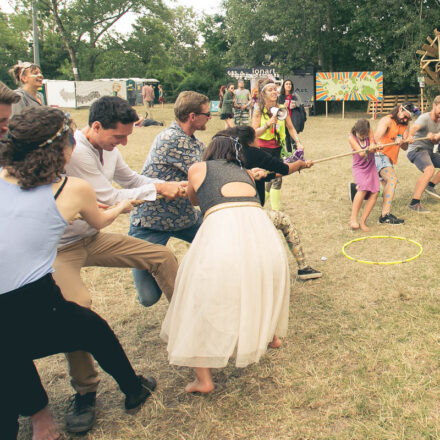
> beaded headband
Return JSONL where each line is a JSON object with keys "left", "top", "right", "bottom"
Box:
{"left": 38, "top": 112, "right": 71, "bottom": 148}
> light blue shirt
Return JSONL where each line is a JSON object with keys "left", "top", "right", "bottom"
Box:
{"left": 0, "top": 176, "right": 68, "bottom": 294}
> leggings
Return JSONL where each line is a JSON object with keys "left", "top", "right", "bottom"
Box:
{"left": 266, "top": 210, "right": 307, "bottom": 270}
{"left": 260, "top": 146, "right": 283, "bottom": 191}
{"left": 0, "top": 274, "right": 142, "bottom": 438}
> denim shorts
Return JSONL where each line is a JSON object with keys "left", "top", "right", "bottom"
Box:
{"left": 374, "top": 153, "right": 393, "bottom": 173}
{"left": 407, "top": 149, "right": 440, "bottom": 172}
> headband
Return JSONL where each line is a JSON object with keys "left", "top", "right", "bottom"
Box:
{"left": 17, "top": 61, "right": 35, "bottom": 81}
{"left": 261, "top": 82, "right": 276, "bottom": 93}
{"left": 401, "top": 105, "right": 412, "bottom": 117}
{"left": 38, "top": 112, "right": 71, "bottom": 147}
{"left": 7, "top": 112, "right": 72, "bottom": 148}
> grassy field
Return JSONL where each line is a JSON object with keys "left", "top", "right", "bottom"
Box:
{"left": 18, "top": 104, "right": 440, "bottom": 440}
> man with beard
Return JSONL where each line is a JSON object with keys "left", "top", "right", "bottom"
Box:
{"left": 373, "top": 103, "right": 415, "bottom": 223}
{"left": 407, "top": 96, "right": 440, "bottom": 213}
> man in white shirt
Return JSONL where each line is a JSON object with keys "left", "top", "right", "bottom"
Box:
{"left": 54, "top": 96, "right": 181, "bottom": 434}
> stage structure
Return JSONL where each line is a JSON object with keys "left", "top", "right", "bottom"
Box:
{"left": 226, "top": 66, "right": 315, "bottom": 109}
{"left": 416, "top": 28, "right": 440, "bottom": 112}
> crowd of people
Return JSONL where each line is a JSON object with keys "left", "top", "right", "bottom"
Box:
{"left": 349, "top": 99, "right": 440, "bottom": 230}
{"left": 1, "top": 61, "right": 440, "bottom": 440}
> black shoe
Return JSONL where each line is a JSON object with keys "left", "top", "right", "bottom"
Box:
{"left": 297, "top": 266, "right": 322, "bottom": 281}
{"left": 349, "top": 182, "right": 357, "bottom": 202}
{"left": 379, "top": 213, "right": 405, "bottom": 224}
{"left": 125, "top": 375, "right": 157, "bottom": 411}
{"left": 65, "top": 391, "right": 96, "bottom": 434}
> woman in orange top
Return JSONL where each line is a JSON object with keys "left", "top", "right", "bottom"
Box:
{"left": 373, "top": 103, "right": 415, "bottom": 224}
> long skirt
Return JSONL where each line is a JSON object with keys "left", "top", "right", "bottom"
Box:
{"left": 160, "top": 206, "right": 290, "bottom": 368}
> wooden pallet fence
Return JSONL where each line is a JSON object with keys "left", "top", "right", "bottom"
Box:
{"left": 367, "top": 95, "right": 429, "bottom": 115}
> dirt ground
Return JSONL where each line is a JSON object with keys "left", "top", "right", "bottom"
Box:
{"left": 18, "top": 104, "right": 440, "bottom": 440}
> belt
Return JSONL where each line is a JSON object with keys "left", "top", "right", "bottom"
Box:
{"left": 204, "top": 202, "right": 262, "bottom": 220}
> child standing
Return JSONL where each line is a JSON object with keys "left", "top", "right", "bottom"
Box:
{"left": 349, "top": 119, "right": 380, "bottom": 231}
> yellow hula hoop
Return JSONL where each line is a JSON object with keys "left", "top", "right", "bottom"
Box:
{"left": 341, "top": 235, "right": 423, "bottom": 265}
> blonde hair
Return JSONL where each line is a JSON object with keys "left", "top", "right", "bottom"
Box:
{"left": 433, "top": 96, "right": 440, "bottom": 106}
{"left": 257, "top": 78, "right": 276, "bottom": 113}
{"left": 8, "top": 62, "right": 40, "bottom": 85}
{"left": 174, "top": 91, "right": 209, "bottom": 123}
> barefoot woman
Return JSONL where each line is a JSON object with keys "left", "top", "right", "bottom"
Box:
{"left": 160, "top": 134, "right": 290, "bottom": 393}
{"left": 0, "top": 107, "right": 156, "bottom": 439}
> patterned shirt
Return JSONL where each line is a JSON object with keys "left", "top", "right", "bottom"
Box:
{"left": 130, "top": 121, "right": 205, "bottom": 231}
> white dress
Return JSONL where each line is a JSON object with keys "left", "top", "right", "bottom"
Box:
{"left": 160, "top": 203, "right": 290, "bottom": 368}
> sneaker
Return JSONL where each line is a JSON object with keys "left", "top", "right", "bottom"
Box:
{"left": 125, "top": 375, "right": 157, "bottom": 411}
{"left": 349, "top": 182, "right": 357, "bottom": 203}
{"left": 379, "top": 213, "right": 405, "bottom": 224}
{"left": 297, "top": 266, "right": 322, "bottom": 281}
{"left": 65, "top": 391, "right": 96, "bottom": 434}
{"left": 424, "top": 186, "right": 440, "bottom": 200}
{"left": 409, "top": 202, "right": 430, "bottom": 213}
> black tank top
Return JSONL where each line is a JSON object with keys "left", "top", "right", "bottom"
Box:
{"left": 196, "top": 160, "right": 261, "bottom": 216}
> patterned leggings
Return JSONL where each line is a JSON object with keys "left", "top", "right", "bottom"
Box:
{"left": 266, "top": 210, "right": 307, "bottom": 270}
{"left": 265, "top": 176, "right": 282, "bottom": 191}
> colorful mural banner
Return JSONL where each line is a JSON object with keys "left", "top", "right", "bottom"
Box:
{"left": 315, "top": 72, "right": 383, "bottom": 101}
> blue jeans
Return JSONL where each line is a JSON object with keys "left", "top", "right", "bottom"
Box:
{"left": 128, "top": 218, "right": 202, "bottom": 306}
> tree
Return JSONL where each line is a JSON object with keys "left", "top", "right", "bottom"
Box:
{"left": 0, "top": 12, "right": 32, "bottom": 86}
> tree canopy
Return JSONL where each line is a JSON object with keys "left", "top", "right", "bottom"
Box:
{"left": 1, "top": 0, "right": 440, "bottom": 98}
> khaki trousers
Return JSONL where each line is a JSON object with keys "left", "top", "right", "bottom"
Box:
{"left": 53, "top": 232, "right": 178, "bottom": 394}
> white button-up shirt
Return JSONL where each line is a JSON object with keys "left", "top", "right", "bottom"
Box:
{"left": 58, "top": 129, "right": 162, "bottom": 247}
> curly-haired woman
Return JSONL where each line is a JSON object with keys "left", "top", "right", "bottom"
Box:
{"left": 0, "top": 107, "right": 156, "bottom": 440}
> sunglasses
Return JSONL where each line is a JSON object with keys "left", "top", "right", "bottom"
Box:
{"left": 195, "top": 112, "right": 211, "bottom": 117}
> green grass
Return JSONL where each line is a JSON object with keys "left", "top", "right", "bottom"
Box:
{"left": 17, "top": 105, "right": 440, "bottom": 440}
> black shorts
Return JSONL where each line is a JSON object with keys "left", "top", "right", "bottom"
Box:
{"left": 220, "top": 113, "right": 234, "bottom": 120}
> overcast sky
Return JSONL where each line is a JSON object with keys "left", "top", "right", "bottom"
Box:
{"left": 114, "top": 0, "right": 223, "bottom": 33}
{"left": 1, "top": 0, "right": 224, "bottom": 34}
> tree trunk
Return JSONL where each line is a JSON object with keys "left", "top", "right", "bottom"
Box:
{"left": 50, "top": 0, "right": 81, "bottom": 81}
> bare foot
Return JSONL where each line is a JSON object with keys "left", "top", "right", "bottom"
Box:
{"left": 268, "top": 335, "right": 282, "bottom": 348}
{"left": 360, "top": 222, "right": 370, "bottom": 232}
{"left": 185, "top": 379, "right": 215, "bottom": 393}
{"left": 185, "top": 367, "right": 214, "bottom": 393}
{"left": 349, "top": 220, "right": 360, "bottom": 230}
{"left": 32, "top": 406, "right": 59, "bottom": 440}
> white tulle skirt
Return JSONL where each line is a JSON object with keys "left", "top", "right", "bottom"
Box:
{"left": 160, "top": 205, "right": 290, "bottom": 368}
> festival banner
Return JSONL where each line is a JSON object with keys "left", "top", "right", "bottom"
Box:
{"left": 315, "top": 72, "right": 383, "bottom": 101}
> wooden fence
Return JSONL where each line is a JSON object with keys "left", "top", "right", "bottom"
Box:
{"left": 366, "top": 95, "right": 429, "bottom": 115}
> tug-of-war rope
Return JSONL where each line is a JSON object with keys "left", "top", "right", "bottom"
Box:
{"left": 341, "top": 235, "right": 423, "bottom": 265}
